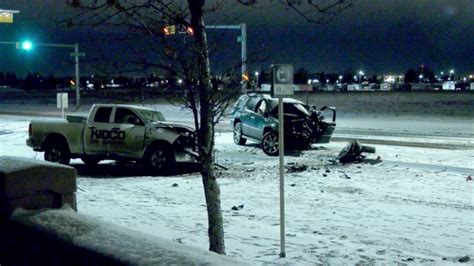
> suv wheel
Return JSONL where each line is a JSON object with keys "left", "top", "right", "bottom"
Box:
{"left": 262, "top": 131, "right": 279, "bottom": 156}
{"left": 233, "top": 122, "right": 247, "bottom": 145}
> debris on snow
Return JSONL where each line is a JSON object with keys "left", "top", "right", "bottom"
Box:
{"left": 172, "top": 183, "right": 179, "bottom": 187}
{"left": 458, "top": 256, "right": 470, "bottom": 263}
{"left": 337, "top": 139, "right": 376, "bottom": 164}
{"left": 231, "top": 205, "right": 244, "bottom": 211}
{"left": 466, "top": 175, "right": 472, "bottom": 181}
{"left": 340, "top": 174, "right": 351, "bottom": 179}
{"left": 286, "top": 163, "right": 308, "bottom": 173}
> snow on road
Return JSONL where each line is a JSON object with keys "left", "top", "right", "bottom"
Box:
{"left": 1, "top": 114, "right": 473, "bottom": 264}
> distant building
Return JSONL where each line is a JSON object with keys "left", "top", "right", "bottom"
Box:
{"left": 442, "top": 81, "right": 455, "bottom": 90}
{"left": 294, "top": 84, "right": 313, "bottom": 92}
{"left": 347, "top": 84, "right": 361, "bottom": 91}
{"left": 380, "top": 83, "right": 394, "bottom": 91}
{"left": 383, "top": 74, "right": 403, "bottom": 84}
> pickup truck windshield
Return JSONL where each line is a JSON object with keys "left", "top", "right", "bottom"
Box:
{"left": 136, "top": 109, "right": 166, "bottom": 123}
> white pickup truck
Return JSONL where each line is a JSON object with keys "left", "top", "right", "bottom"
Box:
{"left": 26, "top": 104, "right": 196, "bottom": 173}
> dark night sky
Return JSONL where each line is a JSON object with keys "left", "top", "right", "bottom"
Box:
{"left": 0, "top": 0, "right": 473, "bottom": 77}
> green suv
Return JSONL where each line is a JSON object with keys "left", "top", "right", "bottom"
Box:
{"left": 230, "top": 93, "right": 336, "bottom": 156}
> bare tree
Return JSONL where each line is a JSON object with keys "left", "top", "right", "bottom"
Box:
{"left": 64, "top": 0, "right": 354, "bottom": 255}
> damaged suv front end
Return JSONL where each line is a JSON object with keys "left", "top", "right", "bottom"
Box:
{"left": 231, "top": 94, "right": 336, "bottom": 156}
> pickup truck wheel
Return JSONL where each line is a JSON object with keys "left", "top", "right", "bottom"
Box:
{"left": 44, "top": 143, "right": 71, "bottom": 165}
{"left": 81, "top": 157, "right": 101, "bottom": 166}
{"left": 147, "top": 145, "right": 175, "bottom": 175}
{"left": 262, "top": 131, "right": 279, "bottom": 156}
{"left": 233, "top": 122, "right": 247, "bottom": 145}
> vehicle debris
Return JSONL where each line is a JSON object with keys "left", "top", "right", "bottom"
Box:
{"left": 337, "top": 140, "right": 376, "bottom": 164}
{"left": 286, "top": 162, "right": 308, "bottom": 173}
{"left": 231, "top": 204, "right": 245, "bottom": 211}
{"left": 340, "top": 173, "right": 351, "bottom": 179}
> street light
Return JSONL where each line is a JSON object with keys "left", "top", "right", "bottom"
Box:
{"left": 20, "top": 40, "right": 33, "bottom": 50}
{"left": 419, "top": 74, "right": 423, "bottom": 83}
{"left": 358, "top": 70, "right": 364, "bottom": 84}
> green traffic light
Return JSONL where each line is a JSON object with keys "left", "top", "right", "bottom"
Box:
{"left": 21, "top": 40, "right": 33, "bottom": 51}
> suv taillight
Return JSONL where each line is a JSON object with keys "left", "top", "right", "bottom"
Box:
{"left": 28, "top": 123, "right": 32, "bottom": 136}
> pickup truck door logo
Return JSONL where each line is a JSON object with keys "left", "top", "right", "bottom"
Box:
{"left": 91, "top": 128, "right": 126, "bottom": 140}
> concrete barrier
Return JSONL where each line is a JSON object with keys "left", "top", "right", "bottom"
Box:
{"left": 0, "top": 156, "right": 76, "bottom": 217}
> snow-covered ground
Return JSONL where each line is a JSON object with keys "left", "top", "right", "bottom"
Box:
{"left": 0, "top": 110, "right": 473, "bottom": 264}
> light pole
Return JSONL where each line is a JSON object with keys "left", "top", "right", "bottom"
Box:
{"left": 0, "top": 40, "right": 85, "bottom": 109}
{"left": 419, "top": 74, "right": 423, "bottom": 83}
{"left": 358, "top": 70, "right": 364, "bottom": 84}
{"left": 449, "top": 69, "right": 454, "bottom": 81}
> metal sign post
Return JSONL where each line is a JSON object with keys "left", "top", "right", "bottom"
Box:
{"left": 57, "top": 93, "right": 68, "bottom": 119}
{"left": 271, "top": 64, "right": 294, "bottom": 258}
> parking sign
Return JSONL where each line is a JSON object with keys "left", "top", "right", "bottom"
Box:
{"left": 272, "top": 64, "right": 294, "bottom": 97}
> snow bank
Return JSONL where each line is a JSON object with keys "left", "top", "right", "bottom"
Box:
{"left": 2, "top": 206, "right": 243, "bottom": 265}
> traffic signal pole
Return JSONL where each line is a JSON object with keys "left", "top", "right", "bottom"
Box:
{"left": 241, "top": 23, "right": 247, "bottom": 93}
{"left": 0, "top": 41, "right": 84, "bottom": 109}
{"left": 74, "top": 44, "right": 80, "bottom": 109}
{"left": 206, "top": 24, "right": 247, "bottom": 93}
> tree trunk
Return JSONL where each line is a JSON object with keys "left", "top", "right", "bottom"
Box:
{"left": 188, "top": 0, "right": 225, "bottom": 255}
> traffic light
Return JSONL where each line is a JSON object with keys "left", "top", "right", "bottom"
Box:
{"left": 162, "top": 24, "right": 193, "bottom": 36}
{"left": 242, "top": 73, "right": 250, "bottom": 82}
{"left": 185, "top": 26, "right": 194, "bottom": 35}
{"left": 16, "top": 40, "right": 33, "bottom": 51}
{"left": 162, "top": 25, "right": 176, "bottom": 35}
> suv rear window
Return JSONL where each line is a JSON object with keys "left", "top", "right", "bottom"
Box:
{"left": 94, "top": 107, "right": 112, "bottom": 123}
